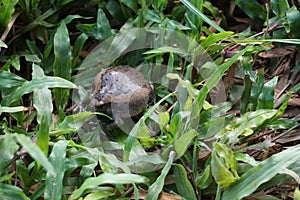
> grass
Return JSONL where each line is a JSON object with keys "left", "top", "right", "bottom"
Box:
{"left": 1, "top": 0, "right": 300, "bottom": 199}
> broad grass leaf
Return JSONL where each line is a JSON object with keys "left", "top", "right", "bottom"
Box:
{"left": 271, "top": 0, "right": 289, "bottom": 17}
{"left": 83, "top": 188, "right": 115, "bottom": 200}
{"left": 263, "top": 92, "right": 292, "bottom": 129}
{"left": 240, "top": 75, "right": 252, "bottom": 114}
{"left": 0, "top": 40, "right": 7, "bottom": 48}
{"left": 145, "top": 151, "right": 175, "bottom": 200}
{"left": 198, "top": 102, "right": 233, "bottom": 138}
{"left": 142, "top": 8, "right": 162, "bottom": 23}
{"left": 32, "top": 64, "right": 53, "bottom": 125}
{"left": 184, "top": 0, "right": 203, "bottom": 32}
{"left": 2, "top": 65, "right": 76, "bottom": 106}
{"left": 52, "top": 112, "right": 94, "bottom": 135}
{"left": 126, "top": 153, "right": 166, "bottom": 173}
{"left": 70, "top": 173, "right": 148, "bottom": 200}
{"left": 250, "top": 69, "right": 264, "bottom": 106}
{"left": 158, "top": 112, "right": 170, "bottom": 133}
{"left": 16, "top": 160, "right": 30, "bottom": 189}
{"left": 77, "top": 8, "right": 112, "bottom": 41}
{"left": 24, "top": 54, "right": 41, "bottom": 63}
{"left": 0, "top": 0, "right": 18, "bottom": 33}
{"left": 0, "top": 105, "right": 26, "bottom": 115}
{"left": 53, "top": 21, "right": 72, "bottom": 110}
{"left": 191, "top": 48, "right": 249, "bottom": 120}
{"left": 180, "top": 0, "right": 225, "bottom": 32}
{"left": 174, "top": 129, "right": 198, "bottom": 158}
{"left": 45, "top": 141, "right": 68, "bottom": 200}
{"left": 198, "top": 114, "right": 235, "bottom": 139}
{"left": 168, "top": 111, "right": 190, "bottom": 138}
{"left": 222, "top": 144, "right": 300, "bottom": 200}
{"left": 294, "top": 188, "right": 300, "bottom": 200}
{"left": 120, "top": 0, "right": 138, "bottom": 12}
{"left": 2, "top": 55, "right": 20, "bottom": 71}
{"left": 167, "top": 73, "right": 198, "bottom": 98}
{"left": 286, "top": 6, "right": 300, "bottom": 38}
{"left": 72, "top": 33, "right": 88, "bottom": 68}
{"left": 220, "top": 109, "right": 277, "bottom": 144}
{"left": 35, "top": 115, "right": 50, "bottom": 155}
{"left": 62, "top": 14, "right": 92, "bottom": 25}
{"left": 26, "top": 40, "right": 43, "bottom": 59}
{"left": 174, "top": 164, "right": 197, "bottom": 200}
{"left": 0, "top": 134, "right": 19, "bottom": 173}
{"left": 106, "top": 0, "right": 127, "bottom": 25}
{"left": 196, "top": 165, "right": 211, "bottom": 189}
{"left": 152, "top": 0, "right": 168, "bottom": 11}
{"left": 266, "top": 119, "right": 297, "bottom": 129}
{"left": 201, "top": 31, "right": 234, "bottom": 49}
{"left": 235, "top": 0, "right": 266, "bottom": 22}
{"left": 78, "top": 28, "right": 136, "bottom": 71}
{"left": 123, "top": 93, "right": 173, "bottom": 162}
{"left": 15, "top": 134, "right": 55, "bottom": 175}
{"left": 234, "top": 152, "right": 259, "bottom": 166}
{"left": 211, "top": 142, "right": 239, "bottom": 188}
{"left": 144, "top": 47, "right": 187, "bottom": 57}
{"left": 257, "top": 76, "right": 278, "bottom": 109}
{"left": 199, "top": 102, "right": 232, "bottom": 123}
{"left": 0, "top": 183, "right": 30, "bottom": 200}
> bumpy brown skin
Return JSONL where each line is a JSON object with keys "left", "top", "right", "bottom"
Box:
{"left": 91, "top": 66, "right": 153, "bottom": 121}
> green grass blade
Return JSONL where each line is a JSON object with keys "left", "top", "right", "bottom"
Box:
{"left": 0, "top": 40, "right": 7, "bottom": 48}
{"left": 271, "top": 0, "right": 289, "bottom": 17}
{"left": 45, "top": 140, "right": 68, "bottom": 200}
{"left": 191, "top": 47, "right": 249, "bottom": 120}
{"left": 2, "top": 65, "right": 76, "bottom": 105}
{"left": 222, "top": 144, "right": 300, "bottom": 200}
{"left": 72, "top": 33, "right": 88, "bottom": 68}
{"left": 174, "top": 129, "right": 198, "bottom": 158}
{"left": 180, "top": 0, "right": 225, "bottom": 33}
{"left": 211, "top": 142, "right": 239, "bottom": 189}
{"left": 32, "top": 64, "right": 53, "bottom": 155}
{"left": 235, "top": 0, "right": 266, "bottom": 22}
{"left": 0, "top": 106, "right": 26, "bottom": 115}
{"left": 123, "top": 93, "right": 173, "bottom": 162}
{"left": 236, "top": 38, "right": 300, "bottom": 45}
{"left": 257, "top": 76, "right": 278, "bottom": 109}
{"left": 0, "top": 183, "right": 30, "bottom": 200}
{"left": 0, "top": 0, "right": 17, "bottom": 33}
{"left": 240, "top": 75, "right": 252, "bottom": 114}
{"left": 201, "top": 31, "right": 234, "bottom": 49}
{"left": 51, "top": 112, "right": 94, "bottom": 135}
{"left": 0, "top": 134, "right": 19, "bottom": 173}
{"left": 174, "top": 164, "right": 197, "bottom": 200}
{"left": 145, "top": 151, "right": 176, "bottom": 200}
{"left": 0, "top": 71, "right": 26, "bottom": 88}
{"left": 53, "top": 21, "right": 72, "bottom": 110}
{"left": 70, "top": 173, "right": 148, "bottom": 200}
{"left": 14, "top": 134, "right": 55, "bottom": 175}
{"left": 294, "top": 188, "right": 300, "bottom": 200}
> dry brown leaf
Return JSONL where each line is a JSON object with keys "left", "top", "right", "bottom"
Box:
{"left": 258, "top": 46, "right": 296, "bottom": 58}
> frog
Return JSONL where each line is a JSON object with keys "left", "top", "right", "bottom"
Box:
{"left": 90, "top": 66, "right": 154, "bottom": 129}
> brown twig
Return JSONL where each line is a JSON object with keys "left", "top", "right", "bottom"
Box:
{"left": 0, "top": 12, "right": 20, "bottom": 52}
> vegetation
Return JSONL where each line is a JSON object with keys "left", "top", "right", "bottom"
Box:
{"left": 1, "top": 0, "right": 300, "bottom": 199}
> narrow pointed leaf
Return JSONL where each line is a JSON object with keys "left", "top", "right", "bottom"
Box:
{"left": 145, "top": 151, "right": 176, "bottom": 200}
{"left": 70, "top": 173, "right": 148, "bottom": 200}
{"left": 45, "top": 141, "right": 68, "bottom": 200}
{"left": 223, "top": 145, "right": 300, "bottom": 200}
{"left": 53, "top": 21, "right": 72, "bottom": 110}
{"left": 14, "top": 134, "right": 55, "bottom": 175}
